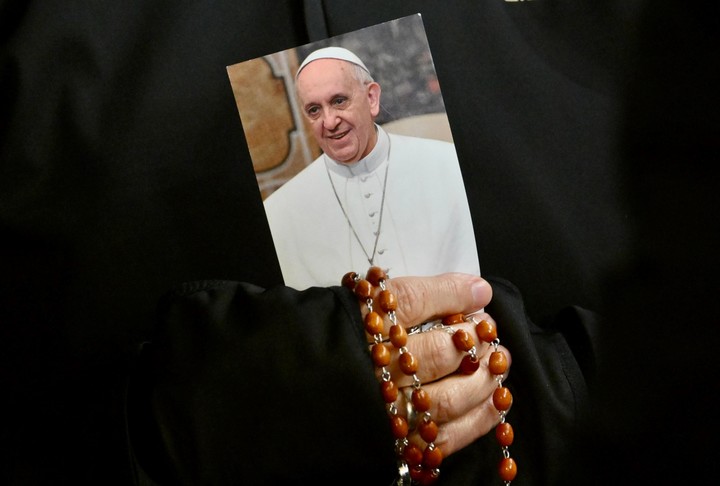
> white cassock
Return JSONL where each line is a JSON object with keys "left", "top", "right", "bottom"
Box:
{"left": 263, "top": 125, "right": 480, "bottom": 290}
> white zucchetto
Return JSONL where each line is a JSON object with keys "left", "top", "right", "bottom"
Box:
{"left": 296, "top": 46, "right": 370, "bottom": 78}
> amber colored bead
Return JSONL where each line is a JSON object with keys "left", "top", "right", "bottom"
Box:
{"left": 452, "top": 329, "right": 475, "bottom": 351}
{"left": 493, "top": 386, "right": 513, "bottom": 411}
{"left": 458, "top": 354, "right": 480, "bottom": 375}
{"left": 380, "top": 380, "right": 398, "bottom": 403}
{"left": 341, "top": 271, "right": 358, "bottom": 290}
{"left": 411, "top": 387, "right": 431, "bottom": 412}
{"left": 371, "top": 343, "right": 391, "bottom": 367}
{"left": 364, "top": 311, "right": 384, "bottom": 336}
{"left": 390, "top": 415, "right": 409, "bottom": 439}
{"left": 417, "top": 468, "right": 440, "bottom": 485}
{"left": 498, "top": 457, "right": 517, "bottom": 482}
{"left": 403, "top": 443, "right": 424, "bottom": 467}
{"left": 476, "top": 319, "right": 498, "bottom": 342}
{"left": 442, "top": 313, "right": 465, "bottom": 325}
{"left": 389, "top": 324, "right": 407, "bottom": 348}
{"left": 399, "top": 352, "right": 418, "bottom": 375}
{"left": 409, "top": 466, "right": 424, "bottom": 482}
{"left": 418, "top": 419, "right": 439, "bottom": 443}
{"left": 489, "top": 351, "right": 508, "bottom": 375}
{"left": 378, "top": 290, "right": 397, "bottom": 312}
{"left": 366, "top": 266, "right": 386, "bottom": 286}
{"left": 495, "top": 422, "right": 514, "bottom": 447}
{"left": 422, "top": 445, "right": 443, "bottom": 469}
{"left": 354, "top": 279, "right": 373, "bottom": 300}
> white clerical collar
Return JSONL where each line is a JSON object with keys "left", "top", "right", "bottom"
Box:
{"left": 324, "top": 125, "right": 389, "bottom": 178}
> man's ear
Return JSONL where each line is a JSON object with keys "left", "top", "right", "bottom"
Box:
{"left": 367, "top": 82, "right": 381, "bottom": 118}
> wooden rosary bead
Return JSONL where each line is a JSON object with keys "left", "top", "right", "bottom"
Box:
{"left": 371, "top": 343, "right": 391, "bottom": 367}
{"left": 364, "top": 311, "right": 384, "bottom": 336}
{"left": 398, "top": 351, "right": 419, "bottom": 375}
{"left": 380, "top": 380, "right": 398, "bottom": 403}
{"left": 452, "top": 329, "right": 475, "bottom": 352}
{"left": 493, "top": 386, "right": 513, "bottom": 411}
{"left": 411, "top": 387, "right": 431, "bottom": 412}
{"left": 365, "top": 266, "right": 386, "bottom": 286}
{"left": 403, "top": 443, "right": 424, "bottom": 467}
{"left": 354, "top": 279, "right": 373, "bottom": 300}
{"left": 498, "top": 457, "right": 518, "bottom": 482}
{"left": 389, "top": 415, "right": 409, "bottom": 439}
{"left": 378, "top": 289, "right": 397, "bottom": 312}
{"left": 458, "top": 354, "right": 480, "bottom": 375}
{"left": 441, "top": 313, "right": 465, "bottom": 325}
{"left": 389, "top": 324, "right": 407, "bottom": 348}
{"left": 476, "top": 319, "right": 498, "bottom": 342}
{"left": 495, "top": 422, "right": 514, "bottom": 447}
{"left": 418, "top": 419, "right": 439, "bottom": 443}
{"left": 422, "top": 445, "right": 443, "bottom": 469}
{"left": 489, "top": 350, "right": 508, "bottom": 375}
{"left": 341, "top": 271, "right": 358, "bottom": 290}
{"left": 409, "top": 466, "right": 425, "bottom": 482}
{"left": 417, "top": 468, "right": 440, "bottom": 485}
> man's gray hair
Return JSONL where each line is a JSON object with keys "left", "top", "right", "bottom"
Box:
{"left": 350, "top": 62, "right": 374, "bottom": 86}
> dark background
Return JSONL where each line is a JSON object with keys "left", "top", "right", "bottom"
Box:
{"left": 2, "top": 1, "right": 717, "bottom": 484}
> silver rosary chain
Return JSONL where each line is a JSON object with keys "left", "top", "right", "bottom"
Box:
{"left": 324, "top": 138, "right": 391, "bottom": 266}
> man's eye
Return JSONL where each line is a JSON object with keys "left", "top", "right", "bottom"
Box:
{"left": 307, "top": 106, "right": 320, "bottom": 118}
{"left": 332, "top": 97, "right": 347, "bottom": 106}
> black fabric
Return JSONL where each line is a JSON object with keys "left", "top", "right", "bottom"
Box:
{"left": 566, "top": 3, "right": 720, "bottom": 484}
{"left": 303, "top": 0, "right": 330, "bottom": 41}
{"left": 128, "top": 281, "right": 394, "bottom": 485}
{"left": 127, "top": 275, "right": 595, "bottom": 485}
{"left": 1, "top": 2, "right": 307, "bottom": 484}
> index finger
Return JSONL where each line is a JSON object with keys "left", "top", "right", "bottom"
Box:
{"left": 387, "top": 273, "right": 491, "bottom": 327}
{"left": 377, "top": 272, "right": 491, "bottom": 328}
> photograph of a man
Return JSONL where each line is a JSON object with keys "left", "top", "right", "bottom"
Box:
{"left": 263, "top": 44, "right": 480, "bottom": 289}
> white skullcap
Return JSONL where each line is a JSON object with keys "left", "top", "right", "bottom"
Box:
{"left": 296, "top": 46, "right": 370, "bottom": 78}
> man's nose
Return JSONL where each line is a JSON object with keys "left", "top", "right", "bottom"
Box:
{"left": 322, "top": 108, "right": 340, "bottom": 129}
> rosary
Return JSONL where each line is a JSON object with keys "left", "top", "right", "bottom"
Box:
{"left": 342, "top": 267, "right": 518, "bottom": 485}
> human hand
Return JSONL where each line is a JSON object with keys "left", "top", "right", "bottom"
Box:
{"left": 393, "top": 311, "right": 511, "bottom": 457}
{"left": 346, "top": 271, "right": 512, "bottom": 460}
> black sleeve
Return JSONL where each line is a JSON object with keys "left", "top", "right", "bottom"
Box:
{"left": 128, "top": 281, "right": 396, "bottom": 485}
{"left": 128, "top": 276, "right": 597, "bottom": 486}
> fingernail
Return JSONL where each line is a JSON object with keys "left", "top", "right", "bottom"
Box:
{"left": 471, "top": 279, "right": 488, "bottom": 308}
